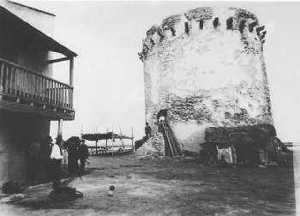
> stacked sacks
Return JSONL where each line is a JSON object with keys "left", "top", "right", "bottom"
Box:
{"left": 202, "top": 124, "right": 279, "bottom": 166}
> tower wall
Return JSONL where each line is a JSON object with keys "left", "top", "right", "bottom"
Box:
{"left": 140, "top": 7, "right": 272, "bottom": 153}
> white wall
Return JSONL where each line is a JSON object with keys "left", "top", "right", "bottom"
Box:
{"left": 0, "top": 0, "right": 55, "bottom": 37}
{"left": 143, "top": 7, "right": 272, "bottom": 152}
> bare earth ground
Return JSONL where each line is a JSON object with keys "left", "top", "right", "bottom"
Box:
{"left": 0, "top": 154, "right": 295, "bottom": 216}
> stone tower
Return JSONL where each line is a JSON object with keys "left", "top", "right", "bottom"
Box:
{"left": 139, "top": 7, "right": 272, "bottom": 153}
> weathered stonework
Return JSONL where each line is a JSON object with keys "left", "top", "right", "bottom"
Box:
{"left": 136, "top": 133, "right": 165, "bottom": 157}
{"left": 140, "top": 7, "right": 272, "bottom": 153}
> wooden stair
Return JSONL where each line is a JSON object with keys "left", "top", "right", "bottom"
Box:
{"left": 160, "top": 121, "right": 182, "bottom": 157}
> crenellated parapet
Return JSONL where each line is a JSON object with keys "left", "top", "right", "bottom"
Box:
{"left": 138, "top": 7, "right": 267, "bottom": 61}
{"left": 141, "top": 6, "right": 272, "bottom": 154}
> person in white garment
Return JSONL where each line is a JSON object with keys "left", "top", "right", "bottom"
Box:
{"left": 49, "top": 137, "right": 63, "bottom": 190}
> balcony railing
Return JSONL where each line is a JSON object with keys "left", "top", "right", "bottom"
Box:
{"left": 0, "top": 57, "right": 73, "bottom": 111}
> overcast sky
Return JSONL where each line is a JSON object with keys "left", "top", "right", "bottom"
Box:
{"left": 18, "top": 1, "right": 300, "bottom": 142}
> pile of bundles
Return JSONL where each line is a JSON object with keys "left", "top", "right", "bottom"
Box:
{"left": 1, "top": 181, "right": 26, "bottom": 203}
{"left": 2, "top": 181, "right": 25, "bottom": 194}
{"left": 49, "top": 185, "right": 83, "bottom": 202}
{"left": 200, "top": 124, "right": 292, "bottom": 167}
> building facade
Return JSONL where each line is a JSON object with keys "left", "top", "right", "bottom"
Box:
{"left": 139, "top": 7, "right": 272, "bottom": 153}
{"left": 0, "top": 1, "right": 76, "bottom": 184}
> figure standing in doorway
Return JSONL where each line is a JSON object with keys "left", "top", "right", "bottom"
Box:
{"left": 145, "top": 122, "right": 152, "bottom": 139}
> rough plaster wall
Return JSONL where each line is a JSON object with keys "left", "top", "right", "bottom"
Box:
{"left": 0, "top": 2, "right": 53, "bottom": 77}
{"left": 0, "top": 110, "right": 50, "bottom": 184}
{"left": 0, "top": 0, "right": 55, "bottom": 37}
{"left": 142, "top": 7, "right": 272, "bottom": 153}
{"left": 17, "top": 49, "right": 52, "bottom": 76}
{"left": 136, "top": 134, "right": 165, "bottom": 156}
{"left": 0, "top": 21, "right": 52, "bottom": 76}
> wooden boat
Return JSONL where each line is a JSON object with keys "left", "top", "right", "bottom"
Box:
{"left": 81, "top": 132, "right": 134, "bottom": 156}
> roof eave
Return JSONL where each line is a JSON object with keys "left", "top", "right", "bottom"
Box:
{"left": 0, "top": 6, "right": 77, "bottom": 58}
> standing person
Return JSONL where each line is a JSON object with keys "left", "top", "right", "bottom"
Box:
{"left": 145, "top": 122, "right": 152, "bottom": 139}
{"left": 78, "top": 140, "right": 89, "bottom": 173}
{"left": 49, "top": 136, "right": 63, "bottom": 190}
{"left": 56, "top": 135, "right": 68, "bottom": 166}
{"left": 44, "top": 136, "right": 53, "bottom": 159}
{"left": 66, "top": 137, "right": 80, "bottom": 175}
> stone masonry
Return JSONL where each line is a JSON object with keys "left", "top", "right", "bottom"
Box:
{"left": 139, "top": 7, "right": 272, "bottom": 153}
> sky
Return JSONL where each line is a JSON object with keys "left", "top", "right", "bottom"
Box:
{"left": 17, "top": 1, "right": 300, "bottom": 142}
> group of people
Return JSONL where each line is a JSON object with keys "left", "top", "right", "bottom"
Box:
{"left": 65, "top": 136, "right": 89, "bottom": 176}
{"left": 144, "top": 110, "right": 169, "bottom": 139}
{"left": 27, "top": 135, "right": 89, "bottom": 190}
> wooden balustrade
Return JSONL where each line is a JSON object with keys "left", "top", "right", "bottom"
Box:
{"left": 0, "top": 57, "right": 73, "bottom": 110}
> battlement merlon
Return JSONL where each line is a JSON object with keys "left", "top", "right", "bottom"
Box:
{"left": 138, "top": 7, "right": 266, "bottom": 62}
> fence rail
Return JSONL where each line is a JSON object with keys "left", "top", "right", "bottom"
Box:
{"left": 0, "top": 57, "right": 73, "bottom": 110}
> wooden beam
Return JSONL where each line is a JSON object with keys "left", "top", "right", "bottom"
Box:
{"left": 69, "top": 58, "right": 74, "bottom": 87}
{"left": 132, "top": 127, "right": 135, "bottom": 152}
{"left": 0, "top": 99, "right": 74, "bottom": 120}
{"left": 96, "top": 140, "right": 98, "bottom": 155}
{"left": 46, "top": 57, "right": 70, "bottom": 64}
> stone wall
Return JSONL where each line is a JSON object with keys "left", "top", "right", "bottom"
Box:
{"left": 140, "top": 7, "right": 272, "bottom": 153}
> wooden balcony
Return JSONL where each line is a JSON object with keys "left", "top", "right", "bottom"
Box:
{"left": 0, "top": 57, "right": 74, "bottom": 120}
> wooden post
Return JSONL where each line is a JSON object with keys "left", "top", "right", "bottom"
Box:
{"left": 105, "top": 129, "right": 108, "bottom": 150}
{"left": 57, "top": 119, "right": 63, "bottom": 138}
{"left": 69, "top": 57, "right": 74, "bottom": 87}
{"left": 57, "top": 119, "right": 64, "bottom": 166}
{"left": 96, "top": 140, "right": 98, "bottom": 156}
{"left": 131, "top": 127, "right": 135, "bottom": 152}
{"left": 112, "top": 127, "right": 114, "bottom": 157}
{"left": 80, "top": 124, "right": 83, "bottom": 136}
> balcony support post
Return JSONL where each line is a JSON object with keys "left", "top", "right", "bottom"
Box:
{"left": 57, "top": 119, "right": 63, "bottom": 141}
{"left": 69, "top": 57, "right": 74, "bottom": 87}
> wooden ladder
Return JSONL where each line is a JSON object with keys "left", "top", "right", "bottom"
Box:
{"left": 161, "top": 121, "right": 182, "bottom": 157}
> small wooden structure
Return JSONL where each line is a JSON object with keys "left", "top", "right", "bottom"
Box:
{"left": 81, "top": 132, "right": 134, "bottom": 156}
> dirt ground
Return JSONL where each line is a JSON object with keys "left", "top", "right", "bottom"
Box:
{"left": 0, "top": 154, "right": 295, "bottom": 216}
